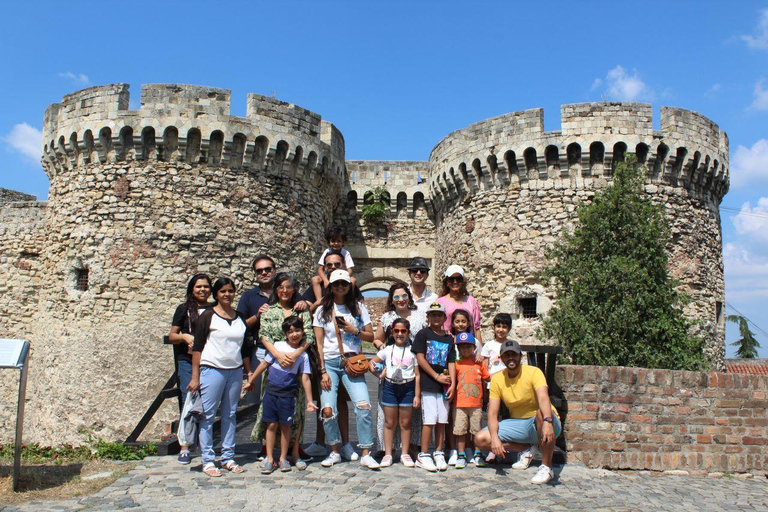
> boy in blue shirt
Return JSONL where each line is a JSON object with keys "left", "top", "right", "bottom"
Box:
{"left": 244, "top": 316, "right": 318, "bottom": 473}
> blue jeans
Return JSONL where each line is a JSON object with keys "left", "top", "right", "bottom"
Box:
{"left": 320, "top": 357, "right": 373, "bottom": 449}
{"left": 198, "top": 366, "right": 243, "bottom": 465}
{"left": 177, "top": 359, "right": 193, "bottom": 410}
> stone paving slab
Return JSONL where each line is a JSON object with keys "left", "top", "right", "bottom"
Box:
{"left": 3, "top": 455, "right": 767, "bottom": 511}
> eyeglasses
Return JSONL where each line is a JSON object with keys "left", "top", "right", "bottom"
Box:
{"left": 331, "top": 281, "right": 350, "bottom": 287}
{"left": 392, "top": 328, "right": 408, "bottom": 334}
{"left": 276, "top": 286, "right": 294, "bottom": 292}
{"left": 255, "top": 266, "right": 274, "bottom": 274}
{"left": 447, "top": 276, "right": 464, "bottom": 283}
{"left": 392, "top": 294, "right": 408, "bottom": 301}
{"left": 410, "top": 269, "right": 428, "bottom": 275}
{"left": 325, "top": 262, "right": 343, "bottom": 268}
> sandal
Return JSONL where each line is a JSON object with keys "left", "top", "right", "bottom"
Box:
{"left": 222, "top": 460, "right": 244, "bottom": 473}
{"left": 203, "top": 464, "right": 222, "bottom": 477}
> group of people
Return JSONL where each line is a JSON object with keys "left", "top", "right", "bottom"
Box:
{"left": 168, "top": 227, "right": 562, "bottom": 484}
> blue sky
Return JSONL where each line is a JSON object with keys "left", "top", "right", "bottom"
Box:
{"left": 1, "top": 1, "right": 767, "bottom": 357}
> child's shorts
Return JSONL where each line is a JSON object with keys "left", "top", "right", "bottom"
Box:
{"left": 261, "top": 392, "right": 296, "bottom": 426}
{"left": 453, "top": 407, "right": 483, "bottom": 436}
{"left": 381, "top": 379, "right": 416, "bottom": 407}
{"left": 421, "top": 391, "right": 449, "bottom": 425}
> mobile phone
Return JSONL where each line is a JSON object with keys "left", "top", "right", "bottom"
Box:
{"left": 335, "top": 316, "right": 346, "bottom": 325}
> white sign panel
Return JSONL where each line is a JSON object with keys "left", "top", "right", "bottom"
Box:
{"left": 0, "top": 339, "right": 27, "bottom": 368}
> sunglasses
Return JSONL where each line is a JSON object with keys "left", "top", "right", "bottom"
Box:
{"left": 325, "top": 262, "right": 344, "bottom": 268}
{"left": 410, "top": 269, "right": 428, "bottom": 275}
{"left": 392, "top": 328, "right": 408, "bottom": 334}
{"left": 255, "top": 266, "right": 274, "bottom": 274}
{"left": 447, "top": 276, "right": 464, "bottom": 283}
{"left": 276, "top": 286, "right": 294, "bottom": 292}
{"left": 392, "top": 294, "right": 408, "bottom": 301}
{"left": 331, "top": 281, "right": 350, "bottom": 287}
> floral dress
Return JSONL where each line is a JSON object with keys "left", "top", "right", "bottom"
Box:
{"left": 375, "top": 309, "right": 427, "bottom": 451}
{"left": 250, "top": 304, "right": 315, "bottom": 444}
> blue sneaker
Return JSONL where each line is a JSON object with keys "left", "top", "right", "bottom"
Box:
{"left": 177, "top": 450, "right": 191, "bottom": 465}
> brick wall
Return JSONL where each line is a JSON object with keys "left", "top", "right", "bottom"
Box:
{"left": 557, "top": 365, "right": 768, "bottom": 474}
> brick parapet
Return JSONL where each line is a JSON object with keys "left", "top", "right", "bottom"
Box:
{"left": 558, "top": 364, "right": 768, "bottom": 474}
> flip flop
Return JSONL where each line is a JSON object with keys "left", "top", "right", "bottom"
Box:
{"left": 203, "top": 464, "right": 222, "bottom": 477}
{"left": 222, "top": 460, "right": 245, "bottom": 473}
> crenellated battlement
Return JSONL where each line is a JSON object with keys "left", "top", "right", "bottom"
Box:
{"left": 41, "top": 84, "right": 346, "bottom": 184}
{"left": 428, "top": 102, "right": 729, "bottom": 214}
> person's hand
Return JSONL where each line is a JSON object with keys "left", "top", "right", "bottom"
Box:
{"left": 258, "top": 303, "right": 269, "bottom": 315}
{"left": 294, "top": 300, "right": 310, "bottom": 312}
{"left": 321, "top": 373, "right": 332, "bottom": 391}
{"left": 187, "top": 378, "right": 200, "bottom": 393}
{"left": 276, "top": 352, "right": 292, "bottom": 368}
{"left": 491, "top": 434, "right": 507, "bottom": 458}
{"left": 342, "top": 322, "right": 358, "bottom": 335}
{"left": 540, "top": 420, "right": 555, "bottom": 444}
{"left": 445, "top": 385, "right": 455, "bottom": 400}
{"left": 474, "top": 352, "right": 484, "bottom": 363}
{"left": 306, "top": 402, "right": 319, "bottom": 412}
{"left": 183, "top": 334, "right": 195, "bottom": 347}
{"left": 435, "top": 373, "right": 451, "bottom": 386}
{"left": 242, "top": 380, "right": 255, "bottom": 392}
{"left": 413, "top": 395, "right": 421, "bottom": 409}
{"left": 379, "top": 369, "right": 387, "bottom": 381}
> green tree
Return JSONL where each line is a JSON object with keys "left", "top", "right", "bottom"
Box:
{"left": 726, "top": 314, "right": 761, "bottom": 358}
{"left": 540, "top": 155, "right": 705, "bottom": 370}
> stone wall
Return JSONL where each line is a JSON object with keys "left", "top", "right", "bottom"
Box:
{"left": 0, "top": 188, "right": 36, "bottom": 206}
{"left": 0, "top": 83, "right": 346, "bottom": 445}
{"left": 428, "top": 102, "right": 728, "bottom": 369}
{"left": 558, "top": 365, "right": 768, "bottom": 474}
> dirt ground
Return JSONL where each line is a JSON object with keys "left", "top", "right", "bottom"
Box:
{"left": 0, "top": 459, "right": 136, "bottom": 506}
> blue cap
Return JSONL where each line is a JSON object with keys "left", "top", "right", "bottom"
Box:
{"left": 455, "top": 332, "right": 476, "bottom": 345}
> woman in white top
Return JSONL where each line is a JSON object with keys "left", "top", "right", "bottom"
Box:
{"left": 373, "top": 284, "right": 426, "bottom": 456}
{"left": 313, "top": 270, "right": 379, "bottom": 469}
{"left": 189, "top": 277, "right": 252, "bottom": 477}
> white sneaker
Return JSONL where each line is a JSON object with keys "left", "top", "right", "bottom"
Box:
{"left": 531, "top": 464, "right": 554, "bottom": 484}
{"left": 304, "top": 442, "right": 327, "bottom": 457}
{"left": 485, "top": 451, "right": 496, "bottom": 464}
{"left": 360, "top": 454, "right": 380, "bottom": 470}
{"left": 341, "top": 443, "right": 359, "bottom": 461}
{"left": 447, "top": 449, "right": 458, "bottom": 466}
{"left": 415, "top": 452, "right": 437, "bottom": 472}
{"left": 433, "top": 450, "right": 448, "bottom": 471}
{"left": 512, "top": 447, "right": 537, "bottom": 470}
{"left": 321, "top": 451, "right": 342, "bottom": 467}
{"left": 380, "top": 454, "right": 393, "bottom": 468}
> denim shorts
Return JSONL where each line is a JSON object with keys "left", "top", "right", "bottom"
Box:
{"left": 496, "top": 415, "right": 562, "bottom": 446}
{"left": 261, "top": 392, "right": 297, "bottom": 426}
{"left": 381, "top": 379, "right": 416, "bottom": 407}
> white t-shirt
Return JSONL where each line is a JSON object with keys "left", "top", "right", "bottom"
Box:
{"left": 318, "top": 247, "right": 355, "bottom": 269}
{"left": 376, "top": 344, "right": 417, "bottom": 382}
{"left": 313, "top": 302, "right": 371, "bottom": 360}
{"left": 408, "top": 285, "right": 438, "bottom": 313}
{"left": 200, "top": 312, "right": 248, "bottom": 369}
{"left": 481, "top": 339, "right": 506, "bottom": 375}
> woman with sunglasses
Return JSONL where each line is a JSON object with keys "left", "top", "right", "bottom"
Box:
{"left": 372, "top": 284, "right": 426, "bottom": 458}
{"left": 250, "top": 272, "right": 315, "bottom": 469}
{"left": 313, "top": 269, "right": 379, "bottom": 469}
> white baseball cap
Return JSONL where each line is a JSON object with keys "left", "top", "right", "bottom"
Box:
{"left": 329, "top": 269, "right": 351, "bottom": 284}
{"left": 444, "top": 264, "right": 465, "bottom": 278}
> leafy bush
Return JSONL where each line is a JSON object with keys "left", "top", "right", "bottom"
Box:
{"left": 539, "top": 155, "right": 705, "bottom": 370}
{"left": 360, "top": 186, "right": 390, "bottom": 223}
{"left": 0, "top": 432, "right": 157, "bottom": 464}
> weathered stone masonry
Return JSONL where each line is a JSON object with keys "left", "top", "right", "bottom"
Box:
{"left": 1, "top": 85, "right": 755, "bottom": 473}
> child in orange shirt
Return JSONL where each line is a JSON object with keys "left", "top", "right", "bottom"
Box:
{"left": 453, "top": 332, "right": 490, "bottom": 468}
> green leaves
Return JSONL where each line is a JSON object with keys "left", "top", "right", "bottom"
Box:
{"left": 540, "top": 155, "right": 705, "bottom": 370}
{"left": 726, "top": 314, "right": 761, "bottom": 359}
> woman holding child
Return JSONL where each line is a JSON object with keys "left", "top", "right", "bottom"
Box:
{"left": 313, "top": 269, "right": 380, "bottom": 469}
{"left": 250, "top": 272, "right": 315, "bottom": 468}
{"left": 373, "top": 284, "right": 426, "bottom": 457}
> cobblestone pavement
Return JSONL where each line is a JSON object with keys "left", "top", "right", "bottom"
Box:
{"left": 4, "top": 455, "right": 766, "bottom": 511}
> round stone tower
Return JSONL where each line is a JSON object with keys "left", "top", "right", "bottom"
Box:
{"left": 427, "top": 102, "right": 729, "bottom": 369}
{"left": 31, "top": 84, "right": 345, "bottom": 443}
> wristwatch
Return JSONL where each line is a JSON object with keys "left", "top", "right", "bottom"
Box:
{"left": 543, "top": 417, "right": 553, "bottom": 423}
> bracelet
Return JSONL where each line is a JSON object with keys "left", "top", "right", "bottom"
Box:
{"left": 543, "top": 417, "right": 553, "bottom": 423}
{"left": 320, "top": 367, "right": 327, "bottom": 374}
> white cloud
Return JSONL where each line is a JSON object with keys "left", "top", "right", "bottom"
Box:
{"left": 1, "top": 123, "right": 42, "bottom": 163}
{"left": 704, "top": 83, "right": 721, "bottom": 98}
{"left": 733, "top": 198, "right": 768, "bottom": 240}
{"left": 724, "top": 242, "right": 768, "bottom": 301}
{"left": 595, "top": 65, "right": 654, "bottom": 102}
{"left": 749, "top": 80, "right": 768, "bottom": 111}
{"left": 741, "top": 8, "right": 768, "bottom": 49}
{"left": 731, "top": 139, "right": 768, "bottom": 188}
{"left": 58, "top": 71, "right": 90, "bottom": 86}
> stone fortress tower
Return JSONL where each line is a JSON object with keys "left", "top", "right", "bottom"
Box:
{"left": 0, "top": 84, "right": 728, "bottom": 445}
